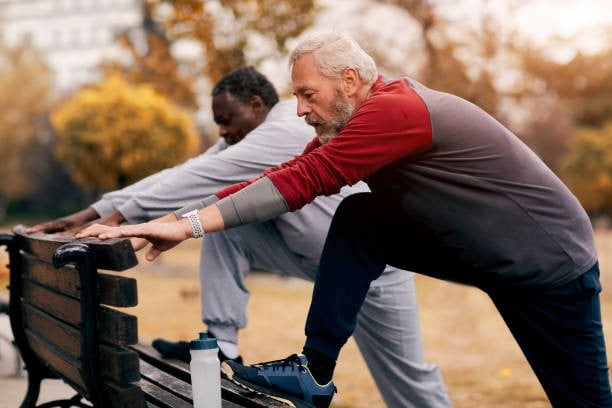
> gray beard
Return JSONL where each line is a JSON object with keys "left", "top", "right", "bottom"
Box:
{"left": 317, "top": 132, "right": 336, "bottom": 145}
{"left": 316, "top": 94, "right": 354, "bottom": 145}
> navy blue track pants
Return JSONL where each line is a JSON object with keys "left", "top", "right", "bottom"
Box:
{"left": 304, "top": 192, "right": 612, "bottom": 407}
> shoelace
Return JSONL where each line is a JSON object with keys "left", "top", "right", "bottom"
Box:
{"left": 255, "top": 354, "right": 306, "bottom": 373}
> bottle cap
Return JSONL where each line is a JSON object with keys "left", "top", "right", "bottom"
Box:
{"left": 190, "top": 337, "right": 218, "bottom": 350}
{"left": 199, "top": 332, "right": 208, "bottom": 339}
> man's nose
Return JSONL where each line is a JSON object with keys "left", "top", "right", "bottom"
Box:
{"left": 296, "top": 98, "right": 310, "bottom": 117}
{"left": 218, "top": 125, "right": 228, "bottom": 137}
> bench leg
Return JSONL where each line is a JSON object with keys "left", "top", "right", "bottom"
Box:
{"left": 36, "top": 393, "right": 92, "bottom": 408}
{"left": 19, "top": 369, "right": 42, "bottom": 408}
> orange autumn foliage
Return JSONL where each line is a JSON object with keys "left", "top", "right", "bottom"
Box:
{"left": 52, "top": 74, "right": 200, "bottom": 193}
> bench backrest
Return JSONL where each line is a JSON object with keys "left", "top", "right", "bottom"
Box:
{"left": 1, "top": 226, "right": 145, "bottom": 407}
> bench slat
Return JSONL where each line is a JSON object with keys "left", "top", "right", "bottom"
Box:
{"left": 139, "top": 380, "right": 193, "bottom": 408}
{"left": 27, "top": 328, "right": 146, "bottom": 408}
{"left": 103, "top": 380, "right": 146, "bottom": 408}
{"left": 13, "top": 225, "right": 138, "bottom": 271}
{"left": 25, "top": 327, "right": 87, "bottom": 392}
{"left": 24, "top": 304, "right": 140, "bottom": 383}
{"left": 131, "top": 343, "right": 290, "bottom": 407}
{"left": 138, "top": 359, "right": 247, "bottom": 408}
{"left": 23, "top": 279, "right": 138, "bottom": 345}
{"left": 140, "top": 359, "right": 192, "bottom": 400}
{"left": 22, "top": 253, "right": 138, "bottom": 307}
{"left": 24, "top": 279, "right": 80, "bottom": 325}
{"left": 222, "top": 398, "right": 252, "bottom": 407}
{"left": 23, "top": 303, "right": 80, "bottom": 356}
{"left": 100, "top": 345, "right": 141, "bottom": 384}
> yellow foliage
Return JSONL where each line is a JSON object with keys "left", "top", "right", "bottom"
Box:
{"left": 0, "top": 42, "right": 51, "bottom": 200}
{"left": 560, "top": 122, "right": 612, "bottom": 214}
{"left": 52, "top": 74, "right": 200, "bottom": 192}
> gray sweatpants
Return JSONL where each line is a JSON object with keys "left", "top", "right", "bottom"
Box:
{"left": 199, "top": 219, "right": 450, "bottom": 407}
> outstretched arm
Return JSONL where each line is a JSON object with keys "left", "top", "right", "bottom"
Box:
{"left": 76, "top": 175, "right": 286, "bottom": 261}
{"left": 76, "top": 204, "right": 225, "bottom": 261}
{"left": 26, "top": 207, "right": 100, "bottom": 234}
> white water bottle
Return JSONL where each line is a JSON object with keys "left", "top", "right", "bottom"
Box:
{"left": 190, "top": 332, "right": 221, "bottom": 408}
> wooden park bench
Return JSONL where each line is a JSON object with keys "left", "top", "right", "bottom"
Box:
{"left": 1, "top": 225, "right": 290, "bottom": 408}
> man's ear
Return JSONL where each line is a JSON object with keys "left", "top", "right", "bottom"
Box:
{"left": 249, "top": 95, "right": 270, "bottom": 117}
{"left": 342, "top": 68, "right": 360, "bottom": 96}
{"left": 250, "top": 95, "right": 269, "bottom": 121}
{"left": 250, "top": 95, "right": 265, "bottom": 111}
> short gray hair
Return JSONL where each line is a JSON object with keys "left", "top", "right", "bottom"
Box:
{"left": 289, "top": 31, "right": 378, "bottom": 85}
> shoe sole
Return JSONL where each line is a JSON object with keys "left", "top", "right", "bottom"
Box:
{"left": 231, "top": 377, "right": 318, "bottom": 408}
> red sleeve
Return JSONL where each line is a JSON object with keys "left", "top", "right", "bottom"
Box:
{"left": 214, "top": 137, "right": 322, "bottom": 199}
{"left": 268, "top": 79, "right": 433, "bottom": 210}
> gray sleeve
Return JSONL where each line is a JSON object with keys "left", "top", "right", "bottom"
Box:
{"left": 216, "top": 177, "right": 289, "bottom": 229}
{"left": 90, "top": 199, "right": 118, "bottom": 218}
{"left": 174, "top": 195, "right": 220, "bottom": 219}
{"left": 90, "top": 140, "right": 228, "bottom": 218}
{"left": 91, "top": 167, "right": 173, "bottom": 217}
{"left": 115, "top": 106, "right": 311, "bottom": 224}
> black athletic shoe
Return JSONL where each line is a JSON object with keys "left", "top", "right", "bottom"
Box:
{"left": 152, "top": 338, "right": 190, "bottom": 362}
{"left": 152, "top": 338, "right": 243, "bottom": 364}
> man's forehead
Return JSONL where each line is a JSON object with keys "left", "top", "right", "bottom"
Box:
{"left": 292, "top": 82, "right": 316, "bottom": 94}
{"left": 292, "top": 54, "right": 321, "bottom": 78}
{"left": 291, "top": 58, "right": 330, "bottom": 93}
{"left": 213, "top": 90, "right": 238, "bottom": 104}
{"left": 212, "top": 91, "right": 243, "bottom": 118}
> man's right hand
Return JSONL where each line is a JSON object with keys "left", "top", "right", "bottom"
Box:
{"left": 75, "top": 220, "right": 191, "bottom": 262}
{"left": 26, "top": 207, "right": 100, "bottom": 234}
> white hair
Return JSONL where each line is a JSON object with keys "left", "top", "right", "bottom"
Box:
{"left": 289, "top": 31, "right": 378, "bottom": 85}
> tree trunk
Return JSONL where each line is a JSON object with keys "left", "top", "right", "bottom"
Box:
{"left": 0, "top": 196, "right": 7, "bottom": 224}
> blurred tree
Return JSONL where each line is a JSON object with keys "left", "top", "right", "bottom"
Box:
{"left": 0, "top": 40, "right": 52, "bottom": 221}
{"left": 520, "top": 46, "right": 612, "bottom": 129}
{"left": 362, "top": 0, "right": 505, "bottom": 118}
{"left": 108, "top": 0, "right": 317, "bottom": 110}
{"left": 560, "top": 122, "right": 612, "bottom": 215}
{"left": 155, "top": 0, "right": 318, "bottom": 83}
{"left": 105, "top": 1, "right": 199, "bottom": 109}
{"left": 514, "top": 39, "right": 612, "bottom": 179}
{"left": 141, "top": 0, "right": 317, "bottom": 86}
{"left": 518, "top": 103, "right": 573, "bottom": 173}
{"left": 52, "top": 74, "right": 200, "bottom": 195}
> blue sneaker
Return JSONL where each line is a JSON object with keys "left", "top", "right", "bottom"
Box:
{"left": 227, "top": 354, "right": 336, "bottom": 408}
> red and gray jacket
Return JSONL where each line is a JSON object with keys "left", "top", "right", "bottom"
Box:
{"left": 207, "top": 76, "right": 596, "bottom": 288}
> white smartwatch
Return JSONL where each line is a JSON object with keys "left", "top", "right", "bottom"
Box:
{"left": 182, "top": 209, "right": 205, "bottom": 238}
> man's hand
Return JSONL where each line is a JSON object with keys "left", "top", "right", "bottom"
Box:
{"left": 130, "top": 237, "right": 149, "bottom": 252}
{"left": 64, "top": 210, "right": 127, "bottom": 234}
{"left": 26, "top": 207, "right": 99, "bottom": 234}
{"left": 75, "top": 220, "right": 192, "bottom": 261}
